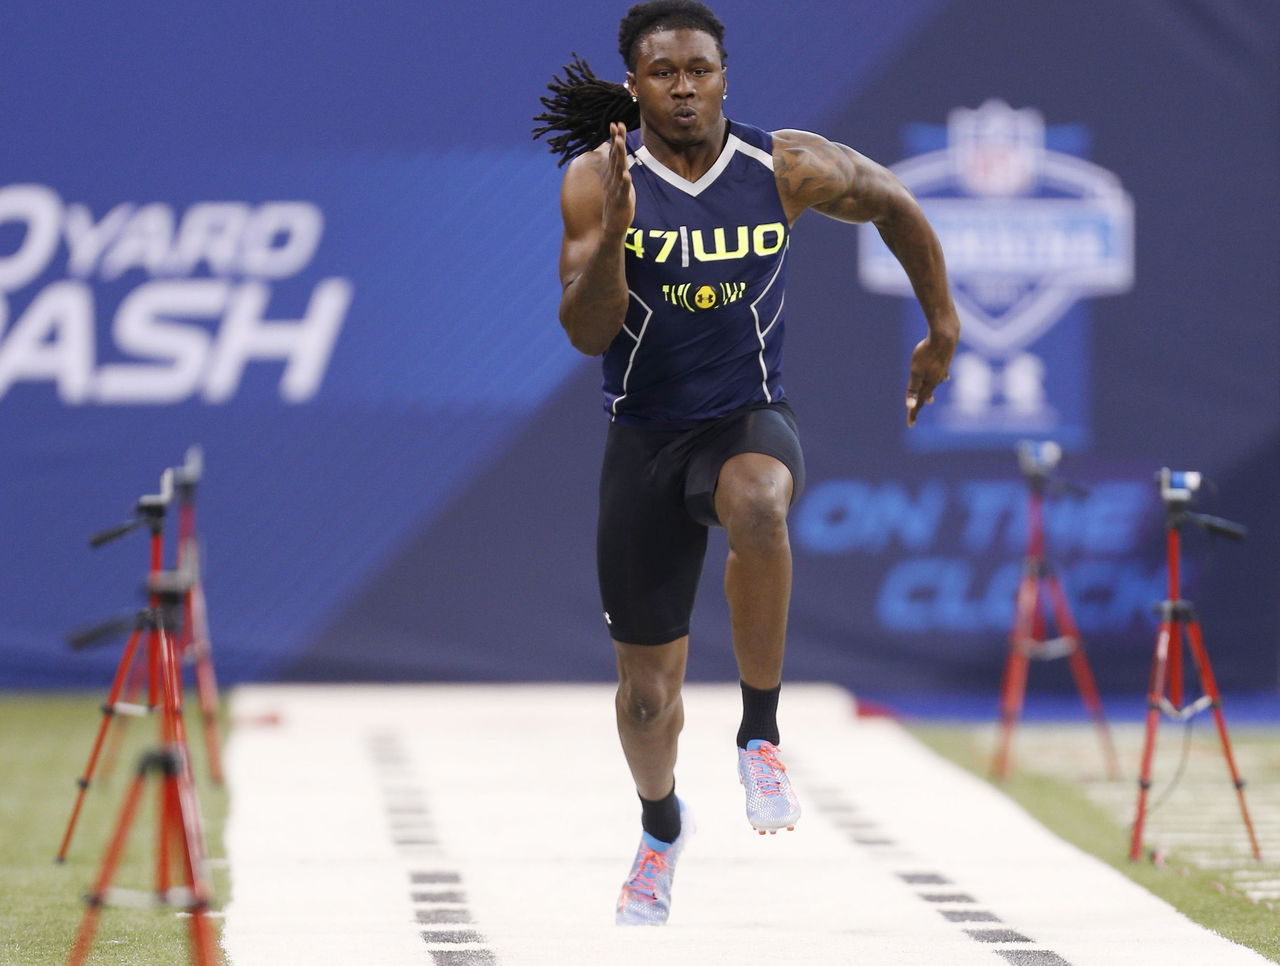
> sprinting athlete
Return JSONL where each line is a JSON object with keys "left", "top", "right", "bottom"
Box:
{"left": 533, "top": 0, "right": 959, "bottom": 926}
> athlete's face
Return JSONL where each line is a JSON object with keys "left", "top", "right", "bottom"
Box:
{"left": 628, "top": 29, "right": 726, "bottom": 147}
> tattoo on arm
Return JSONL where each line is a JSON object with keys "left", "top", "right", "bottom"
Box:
{"left": 774, "top": 137, "right": 855, "bottom": 219}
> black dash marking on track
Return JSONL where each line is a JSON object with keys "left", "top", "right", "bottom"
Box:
{"left": 996, "top": 952, "right": 1073, "bottom": 966}
{"left": 786, "top": 762, "right": 1071, "bottom": 966}
{"left": 414, "top": 890, "right": 467, "bottom": 903}
{"left": 421, "top": 930, "right": 486, "bottom": 944}
{"left": 965, "top": 928, "right": 1033, "bottom": 943}
{"left": 369, "top": 737, "right": 500, "bottom": 964}
{"left": 416, "top": 907, "right": 473, "bottom": 924}
{"left": 941, "top": 909, "right": 1001, "bottom": 922}
{"left": 430, "top": 951, "right": 497, "bottom": 966}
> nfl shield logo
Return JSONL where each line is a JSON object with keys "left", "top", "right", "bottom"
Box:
{"left": 951, "top": 102, "right": 1042, "bottom": 198}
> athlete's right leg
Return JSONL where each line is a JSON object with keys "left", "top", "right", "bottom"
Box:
{"left": 614, "top": 636, "right": 688, "bottom": 801}
{"left": 614, "top": 635, "right": 694, "bottom": 926}
{"left": 598, "top": 422, "right": 707, "bottom": 924}
{"left": 598, "top": 421, "right": 706, "bottom": 807}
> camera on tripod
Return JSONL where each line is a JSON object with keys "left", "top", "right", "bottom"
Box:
{"left": 1016, "top": 439, "right": 1062, "bottom": 478}
{"left": 1155, "top": 467, "right": 1246, "bottom": 541}
{"left": 1158, "top": 468, "right": 1202, "bottom": 505}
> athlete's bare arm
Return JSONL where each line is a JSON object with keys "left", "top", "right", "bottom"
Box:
{"left": 558, "top": 122, "right": 637, "bottom": 356}
{"left": 772, "top": 128, "right": 960, "bottom": 426}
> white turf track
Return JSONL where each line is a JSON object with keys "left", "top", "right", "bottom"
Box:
{"left": 221, "top": 684, "right": 1270, "bottom": 966}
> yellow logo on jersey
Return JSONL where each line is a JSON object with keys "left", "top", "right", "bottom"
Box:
{"left": 662, "top": 281, "right": 748, "bottom": 312}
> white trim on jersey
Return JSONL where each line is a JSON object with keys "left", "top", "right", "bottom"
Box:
{"left": 732, "top": 136, "right": 775, "bottom": 171}
{"left": 749, "top": 240, "right": 789, "bottom": 403}
{"left": 611, "top": 290, "right": 654, "bottom": 418}
{"left": 760, "top": 294, "right": 785, "bottom": 338}
{"left": 634, "top": 133, "right": 769, "bottom": 197}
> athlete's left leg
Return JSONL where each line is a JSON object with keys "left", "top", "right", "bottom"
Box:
{"left": 714, "top": 451, "right": 793, "bottom": 690}
{"left": 714, "top": 451, "right": 802, "bottom": 832}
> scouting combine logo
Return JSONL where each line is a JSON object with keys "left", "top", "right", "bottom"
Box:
{"left": 858, "top": 100, "right": 1134, "bottom": 449}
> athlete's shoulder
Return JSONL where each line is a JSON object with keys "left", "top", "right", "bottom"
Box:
{"left": 564, "top": 140, "right": 611, "bottom": 179}
{"left": 769, "top": 129, "right": 857, "bottom": 209}
{"left": 769, "top": 128, "right": 839, "bottom": 157}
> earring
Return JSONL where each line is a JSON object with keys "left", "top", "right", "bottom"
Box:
{"left": 722, "top": 93, "right": 728, "bottom": 100}
{"left": 631, "top": 95, "right": 637, "bottom": 102}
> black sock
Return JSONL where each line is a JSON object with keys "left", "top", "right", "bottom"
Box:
{"left": 639, "top": 783, "right": 681, "bottom": 844}
{"left": 737, "top": 680, "right": 781, "bottom": 749}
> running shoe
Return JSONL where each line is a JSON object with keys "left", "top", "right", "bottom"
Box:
{"left": 737, "top": 739, "right": 800, "bottom": 833}
{"left": 615, "top": 801, "right": 692, "bottom": 926}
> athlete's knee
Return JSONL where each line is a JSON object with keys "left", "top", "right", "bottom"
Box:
{"left": 719, "top": 477, "right": 790, "bottom": 553}
{"left": 616, "top": 667, "right": 682, "bottom": 728}
{"left": 716, "top": 454, "right": 792, "bottom": 552}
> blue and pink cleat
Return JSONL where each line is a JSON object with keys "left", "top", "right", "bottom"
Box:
{"left": 737, "top": 739, "right": 801, "bottom": 834}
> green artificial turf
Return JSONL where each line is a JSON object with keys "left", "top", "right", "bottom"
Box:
{"left": 0, "top": 694, "right": 228, "bottom": 966}
{"left": 910, "top": 722, "right": 1280, "bottom": 963}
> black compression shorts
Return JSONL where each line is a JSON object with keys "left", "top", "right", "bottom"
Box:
{"left": 596, "top": 401, "right": 805, "bottom": 646}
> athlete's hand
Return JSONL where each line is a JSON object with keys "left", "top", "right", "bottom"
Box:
{"left": 905, "top": 325, "right": 958, "bottom": 426}
{"left": 601, "top": 122, "right": 636, "bottom": 237}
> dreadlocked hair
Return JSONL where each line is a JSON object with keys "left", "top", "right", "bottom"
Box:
{"left": 532, "top": 54, "right": 639, "bottom": 167}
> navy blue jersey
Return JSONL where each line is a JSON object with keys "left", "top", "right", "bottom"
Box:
{"left": 602, "top": 120, "right": 789, "bottom": 429}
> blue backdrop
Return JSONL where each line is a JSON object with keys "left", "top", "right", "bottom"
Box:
{"left": 4, "top": 1, "right": 1277, "bottom": 710}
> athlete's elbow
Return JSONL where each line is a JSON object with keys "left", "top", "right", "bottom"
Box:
{"left": 560, "top": 317, "right": 610, "bottom": 356}
{"left": 569, "top": 335, "right": 608, "bottom": 357}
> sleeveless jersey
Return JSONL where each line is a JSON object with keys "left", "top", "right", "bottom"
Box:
{"left": 601, "top": 120, "right": 789, "bottom": 429}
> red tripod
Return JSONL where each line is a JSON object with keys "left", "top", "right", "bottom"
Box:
{"left": 1129, "top": 469, "right": 1261, "bottom": 862}
{"left": 992, "top": 441, "right": 1120, "bottom": 780}
{"left": 58, "top": 471, "right": 175, "bottom": 863}
{"left": 66, "top": 565, "right": 219, "bottom": 966}
{"left": 173, "top": 446, "right": 224, "bottom": 785}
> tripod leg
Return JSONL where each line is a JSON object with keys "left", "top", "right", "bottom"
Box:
{"left": 156, "top": 767, "right": 173, "bottom": 898}
{"left": 1130, "top": 618, "right": 1173, "bottom": 861}
{"left": 1045, "top": 575, "right": 1121, "bottom": 780}
{"left": 172, "top": 764, "right": 218, "bottom": 966}
{"left": 148, "top": 625, "right": 163, "bottom": 714}
{"left": 1185, "top": 620, "right": 1262, "bottom": 861}
{"left": 97, "top": 647, "right": 153, "bottom": 786}
{"left": 65, "top": 756, "right": 153, "bottom": 966}
{"left": 189, "top": 580, "right": 225, "bottom": 784}
{"left": 158, "top": 614, "right": 220, "bottom": 964}
{"left": 992, "top": 643, "right": 1028, "bottom": 779}
{"left": 1168, "top": 614, "right": 1184, "bottom": 711}
{"left": 992, "top": 569, "right": 1036, "bottom": 779}
{"left": 57, "top": 627, "right": 146, "bottom": 863}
